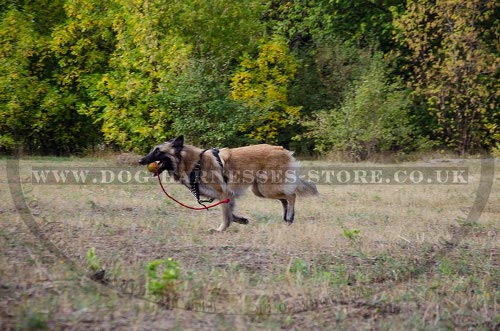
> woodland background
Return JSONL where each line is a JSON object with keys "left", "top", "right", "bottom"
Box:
{"left": 0, "top": 0, "right": 498, "bottom": 158}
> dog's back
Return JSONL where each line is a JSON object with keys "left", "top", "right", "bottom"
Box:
{"left": 219, "top": 144, "right": 318, "bottom": 197}
{"left": 220, "top": 144, "right": 294, "bottom": 172}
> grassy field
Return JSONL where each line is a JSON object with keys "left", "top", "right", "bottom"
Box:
{"left": 0, "top": 156, "right": 498, "bottom": 330}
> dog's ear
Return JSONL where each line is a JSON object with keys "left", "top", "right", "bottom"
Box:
{"left": 171, "top": 135, "right": 184, "bottom": 152}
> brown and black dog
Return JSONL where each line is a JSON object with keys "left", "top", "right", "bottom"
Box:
{"left": 139, "top": 135, "right": 318, "bottom": 231}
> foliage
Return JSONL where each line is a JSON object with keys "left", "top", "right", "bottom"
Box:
{"left": 16, "top": 310, "right": 50, "bottom": 331}
{"left": 164, "top": 58, "right": 254, "bottom": 147}
{"left": 491, "top": 143, "right": 500, "bottom": 158}
{"left": 263, "top": 0, "right": 408, "bottom": 147}
{"left": 264, "top": 0, "right": 406, "bottom": 52}
{"left": 394, "top": 0, "right": 499, "bottom": 154}
{"left": 289, "top": 258, "right": 309, "bottom": 277}
{"left": 85, "top": 0, "right": 191, "bottom": 151}
{"left": 231, "top": 36, "right": 301, "bottom": 143}
{"left": 309, "top": 54, "right": 414, "bottom": 159}
{"left": 85, "top": 247, "right": 102, "bottom": 272}
{"left": 342, "top": 228, "right": 361, "bottom": 241}
{"left": 82, "top": 0, "right": 264, "bottom": 151}
{"left": 163, "top": 0, "right": 265, "bottom": 64}
{"left": 0, "top": 0, "right": 497, "bottom": 155}
{"left": 0, "top": 8, "right": 40, "bottom": 151}
{"left": 145, "top": 258, "right": 181, "bottom": 305}
{"left": 0, "top": 4, "right": 100, "bottom": 154}
{"left": 301, "top": 38, "right": 374, "bottom": 111}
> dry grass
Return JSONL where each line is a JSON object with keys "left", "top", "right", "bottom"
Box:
{"left": 0, "top": 156, "right": 498, "bottom": 330}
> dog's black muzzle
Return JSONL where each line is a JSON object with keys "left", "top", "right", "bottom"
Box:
{"left": 138, "top": 156, "right": 151, "bottom": 165}
{"left": 138, "top": 153, "right": 173, "bottom": 177}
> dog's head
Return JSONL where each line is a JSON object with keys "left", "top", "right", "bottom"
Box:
{"left": 138, "top": 135, "right": 184, "bottom": 176}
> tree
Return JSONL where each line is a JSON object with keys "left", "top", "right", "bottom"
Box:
{"left": 263, "top": 0, "right": 406, "bottom": 52}
{"left": 163, "top": 58, "right": 252, "bottom": 147}
{"left": 81, "top": 0, "right": 265, "bottom": 151}
{"left": 80, "top": 0, "right": 192, "bottom": 151}
{"left": 310, "top": 53, "right": 413, "bottom": 159}
{"left": 0, "top": 8, "right": 43, "bottom": 151}
{"left": 158, "top": 0, "right": 266, "bottom": 147}
{"left": 231, "top": 36, "right": 301, "bottom": 143}
{"left": 0, "top": 4, "right": 98, "bottom": 154}
{"left": 262, "top": 0, "right": 409, "bottom": 151}
{"left": 394, "top": 0, "right": 499, "bottom": 153}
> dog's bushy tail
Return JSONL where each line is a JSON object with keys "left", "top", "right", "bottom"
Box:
{"left": 296, "top": 178, "right": 319, "bottom": 196}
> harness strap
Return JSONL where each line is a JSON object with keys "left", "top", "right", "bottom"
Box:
{"left": 153, "top": 162, "right": 230, "bottom": 211}
{"left": 188, "top": 148, "right": 227, "bottom": 207}
{"left": 212, "top": 148, "right": 228, "bottom": 183}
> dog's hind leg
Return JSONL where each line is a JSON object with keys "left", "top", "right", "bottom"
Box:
{"left": 280, "top": 199, "right": 288, "bottom": 222}
{"left": 282, "top": 194, "right": 295, "bottom": 224}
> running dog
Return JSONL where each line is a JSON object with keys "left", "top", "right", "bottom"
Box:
{"left": 139, "top": 135, "right": 318, "bottom": 232}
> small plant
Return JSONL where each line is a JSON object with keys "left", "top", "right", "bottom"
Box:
{"left": 17, "top": 310, "right": 50, "bottom": 331}
{"left": 145, "top": 258, "right": 181, "bottom": 306}
{"left": 86, "top": 247, "right": 102, "bottom": 272}
{"left": 342, "top": 228, "right": 361, "bottom": 241}
{"left": 282, "top": 315, "right": 295, "bottom": 328}
{"left": 289, "top": 258, "right": 309, "bottom": 277}
{"left": 437, "top": 257, "right": 454, "bottom": 276}
{"left": 86, "top": 247, "right": 107, "bottom": 282}
{"left": 255, "top": 296, "right": 272, "bottom": 316}
{"left": 328, "top": 264, "right": 351, "bottom": 286}
{"left": 276, "top": 302, "right": 287, "bottom": 313}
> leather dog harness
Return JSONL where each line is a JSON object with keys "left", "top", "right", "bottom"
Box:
{"left": 189, "top": 148, "right": 227, "bottom": 207}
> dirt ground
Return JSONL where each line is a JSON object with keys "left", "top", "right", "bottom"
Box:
{"left": 0, "top": 157, "right": 498, "bottom": 330}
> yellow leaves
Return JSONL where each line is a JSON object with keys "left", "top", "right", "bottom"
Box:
{"left": 231, "top": 36, "right": 297, "bottom": 104}
{"left": 230, "top": 36, "right": 300, "bottom": 142}
{"left": 395, "top": 0, "right": 499, "bottom": 151}
{"left": 89, "top": 2, "right": 196, "bottom": 151}
{"left": 286, "top": 105, "right": 301, "bottom": 119}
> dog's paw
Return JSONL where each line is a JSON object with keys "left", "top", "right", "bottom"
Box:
{"left": 233, "top": 217, "right": 249, "bottom": 225}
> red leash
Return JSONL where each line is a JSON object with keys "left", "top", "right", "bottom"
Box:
{"left": 152, "top": 163, "right": 230, "bottom": 210}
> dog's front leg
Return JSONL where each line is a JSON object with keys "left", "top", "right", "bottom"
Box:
{"left": 217, "top": 198, "right": 234, "bottom": 232}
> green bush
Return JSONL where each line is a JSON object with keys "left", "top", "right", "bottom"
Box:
{"left": 310, "top": 53, "right": 415, "bottom": 159}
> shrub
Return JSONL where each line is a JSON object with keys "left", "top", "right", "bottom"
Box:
{"left": 311, "top": 53, "right": 415, "bottom": 159}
